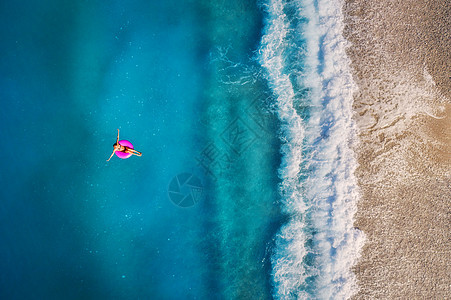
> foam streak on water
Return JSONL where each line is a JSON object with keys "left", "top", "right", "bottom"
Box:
{"left": 258, "top": 0, "right": 365, "bottom": 298}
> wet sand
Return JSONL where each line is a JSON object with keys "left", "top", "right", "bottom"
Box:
{"left": 343, "top": 0, "right": 450, "bottom": 298}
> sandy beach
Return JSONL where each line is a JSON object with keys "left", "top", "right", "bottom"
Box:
{"left": 343, "top": 0, "right": 450, "bottom": 298}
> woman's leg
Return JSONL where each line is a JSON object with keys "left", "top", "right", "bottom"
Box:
{"left": 126, "top": 148, "right": 142, "bottom": 156}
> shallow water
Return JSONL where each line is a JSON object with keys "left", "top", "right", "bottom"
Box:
{"left": 0, "top": 1, "right": 280, "bottom": 299}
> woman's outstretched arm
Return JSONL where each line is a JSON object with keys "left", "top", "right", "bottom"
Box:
{"left": 116, "top": 129, "right": 120, "bottom": 144}
{"left": 107, "top": 150, "right": 116, "bottom": 161}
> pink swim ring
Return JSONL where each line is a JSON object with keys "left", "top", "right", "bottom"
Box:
{"left": 115, "top": 140, "right": 134, "bottom": 159}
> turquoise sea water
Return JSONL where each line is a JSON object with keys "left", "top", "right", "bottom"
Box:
{"left": 0, "top": 0, "right": 363, "bottom": 299}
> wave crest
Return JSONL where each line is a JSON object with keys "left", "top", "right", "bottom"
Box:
{"left": 258, "top": 0, "right": 365, "bottom": 298}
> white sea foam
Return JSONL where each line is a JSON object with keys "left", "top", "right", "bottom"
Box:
{"left": 258, "top": 0, "right": 365, "bottom": 298}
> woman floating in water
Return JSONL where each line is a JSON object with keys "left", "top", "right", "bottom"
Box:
{"left": 107, "top": 129, "right": 142, "bottom": 161}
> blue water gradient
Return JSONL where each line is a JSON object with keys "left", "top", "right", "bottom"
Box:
{"left": 0, "top": 0, "right": 283, "bottom": 299}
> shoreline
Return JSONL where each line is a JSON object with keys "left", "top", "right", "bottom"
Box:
{"left": 343, "top": 0, "right": 450, "bottom": 298}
